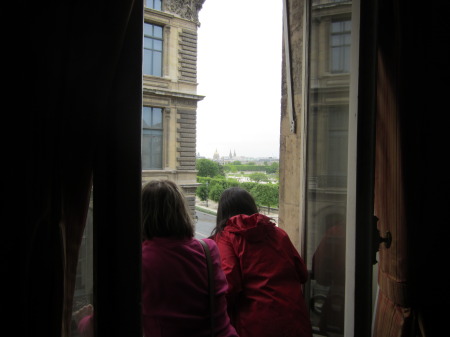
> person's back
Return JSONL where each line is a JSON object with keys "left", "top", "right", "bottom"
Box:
{"left": 211, "top": 187, "right": 312, "bottom": 337}
{"left": 214, "top": 213, "right": 312, "bottom": 337}
{"left": 141, "top": 180, "right": 238, "bottom": 337}
{"left": 142, "top": 237, "right": 237, "bottom": 337}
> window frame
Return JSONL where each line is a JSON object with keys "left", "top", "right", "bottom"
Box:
{"left": 145, "top": 0, "right": 162, "bottom": 11}
{"left": 142, "top": 106, "right": 164, "bottom": 170}
{"left": 329, "top": 18, "right": 352, "bottom": 73}
{"left": 143, "top": 22, "right": 164, "bottom": 77}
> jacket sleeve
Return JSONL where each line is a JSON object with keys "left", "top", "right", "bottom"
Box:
{"left": 293, "top": 250, "right": 309, "bottom": 284}
{"left": 281, "top": 231, "right": 309, "bottom": 284}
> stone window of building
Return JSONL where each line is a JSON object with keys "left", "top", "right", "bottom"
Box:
{"left": 145, "top": 0, "right": 162, "bottom": 11}
{"left": 142, "top": 107, "right": 163, "bottom": 169}
{"left": 330, "top": 19, "right": 351, "bottom": 73}
{"left": 143, "top": 23, "right": 163, "bottom": 76}
{"left": 326, "top": 107, "right": 349, "bottom": 188}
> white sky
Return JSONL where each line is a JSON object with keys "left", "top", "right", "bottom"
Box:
{"left": 196, "top": 0, "right": 283, "bottom": 159}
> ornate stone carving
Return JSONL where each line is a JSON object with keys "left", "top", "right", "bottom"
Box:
{"left": 164, "top": 0, "right": 205, "bottom": 22}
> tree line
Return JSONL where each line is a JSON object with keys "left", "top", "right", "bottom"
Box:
{"left": 196, "top": 159, "right": 279, "bottom": 212}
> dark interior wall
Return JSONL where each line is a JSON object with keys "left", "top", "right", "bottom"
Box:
{"left": 403, "top": 5, "right": 450, "bottom": 336}
{"left": 379, "top": 1, "right": 450, "bottom": 335}
{"left": 7, "top": 1, "right": 143, "bottom": 336}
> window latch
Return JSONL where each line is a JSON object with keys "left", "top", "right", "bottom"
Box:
{"left": 372, "top": 216, "right": 392, "bottom": 264}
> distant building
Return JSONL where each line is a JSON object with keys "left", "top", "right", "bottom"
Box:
{"left": 213, "top": 149, "right": 220, "bottom": 161}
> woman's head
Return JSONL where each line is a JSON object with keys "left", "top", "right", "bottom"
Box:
{"left": 142, "top": 179, "right": 194, "bottom": 240}
{"left": 212, "top": 187, "right": 258, "bottom": 236}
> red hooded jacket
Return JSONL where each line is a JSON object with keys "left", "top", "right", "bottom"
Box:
{"left": 213, "top": 213, "right": 312, "bottom": 337}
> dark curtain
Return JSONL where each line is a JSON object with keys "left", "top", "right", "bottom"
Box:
{"left": 7, "top": 1, "right": 143, "bottom": 336}
{"left": 373, "top": 1, "right": 450, "bottom": 336}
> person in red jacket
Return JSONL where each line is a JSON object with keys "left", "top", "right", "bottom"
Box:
{"left": 210, "top": 187, "right": 312, "bottom": 337}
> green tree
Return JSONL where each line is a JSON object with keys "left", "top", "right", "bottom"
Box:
{"left": 209, "top": 184, "right": 225, "bottom": 202}
{"left": 252, "top": 183, "right": 279, "bottom": 213}
{"left": 249, "top": 172, "right": 269, "bottom": 183}
{"left": 266, "top": 162, "right": 279, "bottom": 174}
{"left": 196, "top": 159, "right": 224, "bottom": 178}
{"left": 196, "top": 183, "right": 209, "bottom": 207}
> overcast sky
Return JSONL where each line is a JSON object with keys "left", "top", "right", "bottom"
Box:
{"left": 196, "top": 0, "right": 283, "bottom": 159}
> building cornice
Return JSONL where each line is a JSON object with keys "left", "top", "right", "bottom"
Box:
{"left": 164, "top": 0, "right": 205, "bottom": 23}
{"left": 143, "top": 87, "right": 205, "bottom": 101}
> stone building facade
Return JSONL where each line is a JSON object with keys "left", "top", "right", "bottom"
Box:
{"left": 142, "top": 0, "right": 205, "bottom": 214}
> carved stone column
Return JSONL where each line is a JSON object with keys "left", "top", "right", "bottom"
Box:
{"left": 164, "top": 0, "right": 205, "bottom": 23}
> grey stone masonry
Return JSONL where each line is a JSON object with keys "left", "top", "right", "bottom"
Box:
{"left": 177, "top": 108, "right": 196, "bottom": 170}
{"left": 179, "top": 29, "right": 198, "bottom": 82}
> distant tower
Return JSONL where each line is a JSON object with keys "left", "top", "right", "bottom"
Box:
{"left": 229, "top": 149, "right": 232, "bottom": 158}
{"left": 234, "top": 149, "right": 236, "bottom": 157}
{"left": 213, "top": 149, "right": 219, "bottom": 160}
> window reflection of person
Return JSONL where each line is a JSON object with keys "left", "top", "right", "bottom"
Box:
{"left": 311, "top": 214, "right": 345, "bottom": 334}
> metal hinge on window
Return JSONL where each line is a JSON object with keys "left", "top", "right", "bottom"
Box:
{"left": 372, "top": 215, "right": 392, "bottom": 264}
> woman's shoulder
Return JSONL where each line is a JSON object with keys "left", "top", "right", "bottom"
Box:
{"left": 197, "top": 237, "right": 219, "bottom": 251}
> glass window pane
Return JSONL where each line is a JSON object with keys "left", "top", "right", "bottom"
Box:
{"left": 344, "top": 47, "right": 350, "bottom": 72}
{"left": 72, "top": 195, "right": 94, "bottom": 336}
{"left": 154, "top": 40, "right": 163, "bottom": 51}
{"left": 153, "top": 52, "right": 162, "bottom": 77}
{"left": 331, "top": 47, "right": 340, "bottom": 70}
{"left": 144, "top": 23, "right": 153, "bottom": 36}
{"left": 142, "top": 107, "right": 152, "bottom": 128}
{"left": 330, "top": 20, "right": 351, "bottom": 73}
{"left": 143, "top": 107, "right": 163, "bottom": 128}
{"left": 344, "top": 20, "right": 352, "bottom": 31}
{"left": 152, "top": 108, "right": 163, "bottom": 128}
{"left": 146, "top": 0, "right": 162, "bottom": 10}
{"left": 143, "top": 49, "right": 153, "bottom": 75}
{"left": 331, "top": 35, "right": 342, "bottom": 46}
{"left": 143, "top": 23, "right": 163, "bottom": 76}
{"left": 331, "top": 21, "right": 342, "bottom": 33}
{"left": 142, "top": 130, "right": 163, "bottom": 169}
{"left": 306, "top": 3, "right": 352, "bottom": 336}
{"left": 154, "top": 25, "right": 163, "bottom": 38}
{"left": 144, "top": 36, "right": 152, "bottom": 49}
{"left": 344, "top": 34, "right": 351, "bottom": 45}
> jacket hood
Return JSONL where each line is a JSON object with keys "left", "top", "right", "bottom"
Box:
{"left": 223, "top": 213, "right": 276, "bottom": 242}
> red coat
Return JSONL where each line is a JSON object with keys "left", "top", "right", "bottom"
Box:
{"left": 213, "top": 213, "right": 312, "bottom": 337}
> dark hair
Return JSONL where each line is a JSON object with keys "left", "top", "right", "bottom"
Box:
{"left": 211, "top": 187, "right": 258, "bottom": 237}
{"left": 142, "top": 179, "right": 194, "bottom": 240}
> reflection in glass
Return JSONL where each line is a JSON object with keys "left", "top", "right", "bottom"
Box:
{"left": 72, "top": 195, "right": 94, "bottom": 337}
{"left": 306, "top": 1, "right": 352, "bottom": 336}
{"left": 330, "top": 20, "right": 351, "bottom": 73}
